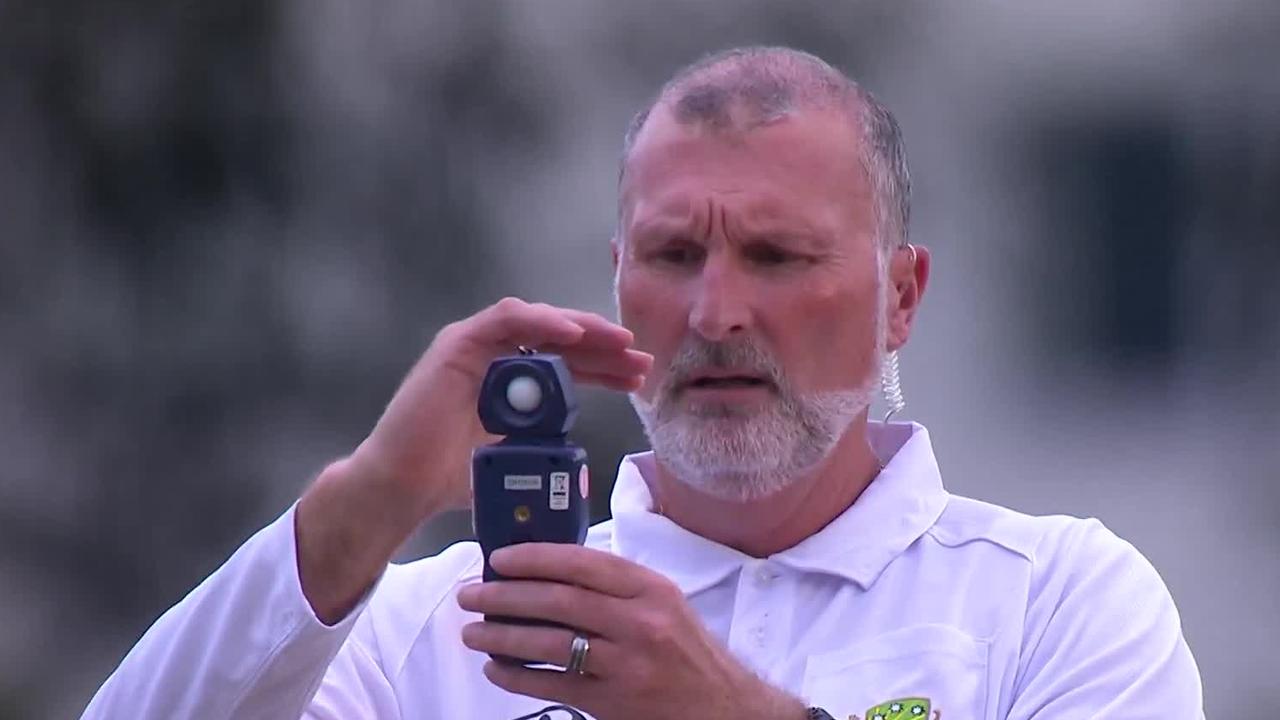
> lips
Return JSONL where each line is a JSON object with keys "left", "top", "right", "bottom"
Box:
{"left": 680, "top": 370, "right": 773, "bottom": 391}
{"left": 687, "top": 376, "right": 769, "bottom": 388}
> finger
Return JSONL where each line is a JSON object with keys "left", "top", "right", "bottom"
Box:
{"left": 461, "top": 621, "right": 577, "bottom": 667}
{"left": 547, "top": 345, "right": 653, "bottom": 379}
{"left": 457, "top": 581, "right": 620, "bottom": 638}
{"left": 471, "top": 299, "right": 589, "bottom": 349}
{"left": 489, "top": 543, "right": 655, "bottom": 598}
{"left": 482, "top": 660, "right": 592, "bottom": 708}
{"left": 572, "top": 371, "right": 644, "bottom": 393}
{"left": 554, "top": 307, "right": 636, "bottom": 350}
{"left": 461, "top": 622, "right": 616, "bottom": 678}
{"left": 472, "top": 299, "right": 635, "bottom": 353}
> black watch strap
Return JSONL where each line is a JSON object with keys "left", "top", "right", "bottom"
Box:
{"left": 807, "top": 708, "right": 837, "bottom": 720}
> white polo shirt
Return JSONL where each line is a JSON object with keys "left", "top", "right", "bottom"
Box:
{"left": 82, "top": 422, "right": 1204, "bottom": 719}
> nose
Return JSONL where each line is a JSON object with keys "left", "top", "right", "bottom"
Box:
{"left": 689, "top": 253, "right": 752, "bottom": 342}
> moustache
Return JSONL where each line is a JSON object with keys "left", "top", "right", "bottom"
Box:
{"left": 661, "top": 337, "right": 785, "bottom": 394}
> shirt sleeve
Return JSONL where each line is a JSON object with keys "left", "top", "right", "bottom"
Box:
{"left": 302, "top": 628, "right": 402, "bottom": 720}
{"left": 81, "top": 503, "right": 385, "bottom": 720}
{"left": 1006, "top": 519, "right": 1204, "bottom": 720}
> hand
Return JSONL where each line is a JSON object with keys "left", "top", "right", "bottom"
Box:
{"left": 297, "top": 298, "right": 653, "bottom": 623}
{"left": 352, "top": 297, "right": 652, "bottom": 514}
{"left": 456, "top": 544, "right": 807, "bottom": 720}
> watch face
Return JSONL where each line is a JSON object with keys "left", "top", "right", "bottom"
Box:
{"left": 808, "top": 709, "right": 837, "bottom": 720}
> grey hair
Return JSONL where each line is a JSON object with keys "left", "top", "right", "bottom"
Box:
{"left": 618, "top": 46, "right": 911, "bottom": 255}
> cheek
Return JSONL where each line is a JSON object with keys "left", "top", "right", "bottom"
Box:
{"left": 617, "top": 268, "right": 689, "bottom": 397}
{"left": 776, "top": 278, "right": 880, "bottom": 388}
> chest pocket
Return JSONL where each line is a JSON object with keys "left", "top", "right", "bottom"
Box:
{"left": 801, "top": 624, "right": 990, "bottom": 720}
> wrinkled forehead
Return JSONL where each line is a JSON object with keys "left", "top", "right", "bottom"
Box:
{"left": 619, "top": 104, "right": 874, "bottom": 237}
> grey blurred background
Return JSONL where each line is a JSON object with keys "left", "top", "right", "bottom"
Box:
{"left": 2, "top": 1, "right": 1277, "bottom": 717}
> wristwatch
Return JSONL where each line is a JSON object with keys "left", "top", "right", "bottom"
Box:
{"left": 807, "top": 708, "right": 836, "bottom": 720}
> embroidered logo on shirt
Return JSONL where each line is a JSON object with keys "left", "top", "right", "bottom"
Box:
{"left": 851, "top": 697, "right": 940, "bottom": 720}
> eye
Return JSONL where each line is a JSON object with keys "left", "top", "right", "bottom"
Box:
{"left": 650, "top": 240, "right": 704, "bottom": 266}
{"left": 744, "top": 243, "right": 798, "bottom": 266}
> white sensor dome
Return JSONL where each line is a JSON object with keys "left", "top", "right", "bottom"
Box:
{"left": 505, "top": 375, "right": 543, "bottom": 413}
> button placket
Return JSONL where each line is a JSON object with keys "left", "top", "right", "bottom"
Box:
{"left": 755, "top": 564, "right": 775, "bottom": 584}
{"left": 728, "top": 561, "right": 788, "bottom": 672}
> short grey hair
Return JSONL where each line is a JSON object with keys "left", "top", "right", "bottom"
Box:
{"left": 619, "top": 46, "right": 912, "bottom": 254}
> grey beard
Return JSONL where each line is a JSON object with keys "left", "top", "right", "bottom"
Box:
{"left": 630, "top": 384, "right": 873, "bottom": 501}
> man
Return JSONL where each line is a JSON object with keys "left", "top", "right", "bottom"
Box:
{"left": 83, "top": 46, "right": 1204, "bottom": 719}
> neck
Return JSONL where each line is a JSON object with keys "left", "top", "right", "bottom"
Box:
{"left": 646, "top": 414, "right": 882, "bottom": 557}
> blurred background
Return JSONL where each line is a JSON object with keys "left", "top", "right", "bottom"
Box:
{"left": 1, "top": 1, "right": 1277, "bottom": 717}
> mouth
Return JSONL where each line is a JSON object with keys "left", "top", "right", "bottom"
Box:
{"left": 680, "top": 372, "right": 774, "bottom": 392}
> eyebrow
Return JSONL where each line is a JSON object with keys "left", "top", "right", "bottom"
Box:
{"left": 626, "top": 214, "right": 837, "bottom": 250}
{"left": 625, "top": 210, "right": 699, "bottom": 242}
{"left": 624, "top": 194, "right": 840, "bottom": 251}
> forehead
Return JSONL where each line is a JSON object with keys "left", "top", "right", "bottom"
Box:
{"left": 620, "top": 105, "right": 874, "bottom": 234}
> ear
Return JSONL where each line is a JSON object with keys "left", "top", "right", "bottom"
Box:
{"left": 886, "top": 244, "right": 930, "bottom": 352}
{"left": 610, "top": 236, "right": 621, "bottom": 271}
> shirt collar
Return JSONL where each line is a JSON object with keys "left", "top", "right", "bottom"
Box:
{"left": 609, "top": 421, "right": 949, "bottom": 594}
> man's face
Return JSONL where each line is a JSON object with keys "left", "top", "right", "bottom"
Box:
{"left": 614, "top": 104, "right": 885, "bottom": 498}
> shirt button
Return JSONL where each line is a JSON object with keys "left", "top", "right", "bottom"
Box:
{"left": 755, "top": 565, "right": 775, "bottom": 584}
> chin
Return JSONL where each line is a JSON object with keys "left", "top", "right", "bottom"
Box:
{"left": 671, "top": 465, "right": 797, "bottom": 503}
{"left": 653, "top": 427, "right": 830, "bottom": 501}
